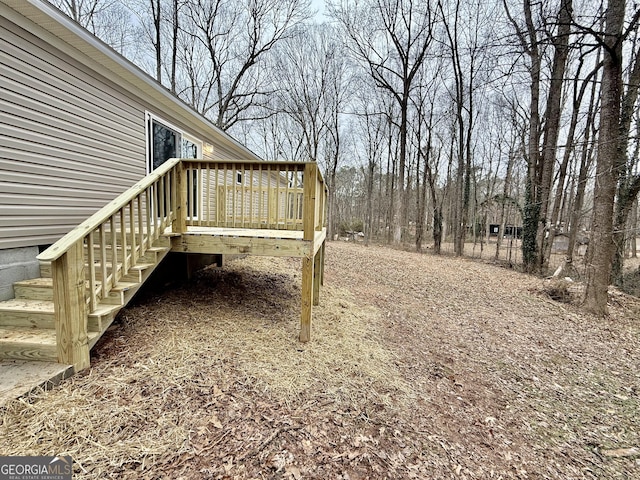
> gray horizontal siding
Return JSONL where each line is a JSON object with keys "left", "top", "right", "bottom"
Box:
{"left": 0, "top": 191, "right": 110, "bottom": 206}
{"left": 0, "top": 207, "right": 93, "bottom": 227}
{"left": 1, "top": 4, "right": 259, "bottom": 255}
{"left": 0, "top": 157, "right": 136, "bottom": 186}
{"left": 1, "top": 27, "right": 142, "bottom": 131}
{"left": 0, "top": 17, "right": 147, "bottom": 250}
{"left": 213, "top": 144, "right": 248, "bottom": 160}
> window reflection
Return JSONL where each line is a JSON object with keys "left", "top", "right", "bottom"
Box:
{"left": 152, "top": 121, "right": 179, "bottom": 170}
{"left": 182, "top": 139, "right": 199, "bottom": 159}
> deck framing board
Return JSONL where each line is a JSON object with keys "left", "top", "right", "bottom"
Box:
{"left": 174, "top": 227, "right": 326, "bottom": 259}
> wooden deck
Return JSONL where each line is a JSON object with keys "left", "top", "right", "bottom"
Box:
{"left": 0, "top": 159, "right": 327, "bottom": 372}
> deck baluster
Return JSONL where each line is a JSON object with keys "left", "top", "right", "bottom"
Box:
{"left": 87, "top": 232, "right": 97, "bottom": 311}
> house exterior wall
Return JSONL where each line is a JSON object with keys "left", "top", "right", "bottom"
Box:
{"left": 1, "top": 17, "right": 147, "bottom": 251}
{"left": 0, "top": 0, "right": 260, "bottom": 296}
{"left": 0, "top": 1, "right": 259, "bottom": 252}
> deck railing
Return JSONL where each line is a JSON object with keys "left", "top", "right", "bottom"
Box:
{"left": 37, "top": 159, "right": 326, "bottom": 370}
{"left": 179, "top": 160, "right": 327, "bottom": 236}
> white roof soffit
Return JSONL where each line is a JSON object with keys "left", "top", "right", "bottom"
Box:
{"left": 1, "top": 0, "right": 260, "bottom": 160}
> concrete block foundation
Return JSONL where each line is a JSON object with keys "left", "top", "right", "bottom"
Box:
{"left": 0, "top": 247, "right": 41, "bottom": 301}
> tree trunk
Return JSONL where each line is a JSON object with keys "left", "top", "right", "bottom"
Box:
{"left": 393, "top": 92, "right": 409, "bottom": 244}
{"left": 535, "top": 0, "right": 572, "bottom": 272}
{"left": 433, "top": 207, "right": 443, "bottom": 254}
{"left": 544, "top": 44, "right": 598, "bottom": 269}
{"left": 152, "top": 0, "right": 162, "bottom": 83}
{"left": 170, "top": 0, "right": 179, "bottom": 94}
{"left": 567, "top": 72, "right": 599, "bottom": 266}
{"left": 584, "top": 0, "right": 625, "bottom": 315}
{"left": 365, "top": 160, "right": 375, "bottom": 246}
{"left": 520, "top": 0, "right": 542, "bottom": 273}
{"left": 495, "top": 149, "right": 516, "bottom": 261}
{"left": 631, "top": 199, "right": 638, "bottom": 258}
{"left": 611, "top": 17, "right": 640, "bottom": 281}
{"left": 612, "top": 176, "right": 640, "bottom": 284}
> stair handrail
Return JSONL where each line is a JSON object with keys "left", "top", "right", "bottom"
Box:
{"left": 36, "top": 158, "right": 182, "bottom": 371}
{"left": 37, "top": 158, "right": 182, "bottom": 263}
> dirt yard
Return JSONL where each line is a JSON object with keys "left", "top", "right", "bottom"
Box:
{"left": 1, "top": 242, "right": 639, "bottom": 479}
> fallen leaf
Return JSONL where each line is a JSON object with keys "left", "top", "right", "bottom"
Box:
{"left": 210, "top": 415, "right": 223, "bottom": 429}
{"left": 285, "top": 465, "right": 302, "bottom": 479}
{"left": 601, "top": 447, "right": 639, "bottom": 458}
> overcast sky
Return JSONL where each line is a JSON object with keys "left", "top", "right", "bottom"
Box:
{"left": 310, "top": 0, "right": 327, "bottom": 20}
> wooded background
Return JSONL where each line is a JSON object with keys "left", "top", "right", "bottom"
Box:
{"left": 50, "top": 0, "right": 640, "bottom": 313}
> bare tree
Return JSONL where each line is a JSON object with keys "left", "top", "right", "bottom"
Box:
{"left": 270, "top": 24, "right": 350, "bottom": 238}
{"left": 352, "top": 94, "right": 387, "bottom": 245}
{"left": 51, "top": 0, "right": 139, "bottom": 56}
{"left": 535, "top": 0, "right": 573, "bottom": 271}
{"left": 184, "top": 0, "right": 310, "bottom": 131}
{"left": 565, "top": 80, "right": 599, "bottom": 272}
{"left": 51, "top": 0, "right": 107, "bottom": 25}
{"left": 543, "top": 53, "right": 602, "bottom": 269}
{"left": 611, "top": 33, "right": 640, "bottom": 284}
{"left": 504, "top": 0, "right": 573, "bottom": 272}
{"left": 329, "top": 0, "right": 436, "bottom": 244}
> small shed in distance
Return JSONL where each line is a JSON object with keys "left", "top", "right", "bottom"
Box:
{"left": 488, "top": 224, "right": 522, "bottom": 239}
{"left": 551, "top": 233, "right": 570, "bottom": 253}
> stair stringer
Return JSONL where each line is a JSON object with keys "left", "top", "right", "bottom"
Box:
{"left": 86, "top": 236, "right": 175, "bottom": 349}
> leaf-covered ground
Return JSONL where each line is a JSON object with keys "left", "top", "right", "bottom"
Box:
{"left": 1, "top": 241, "right": 639, "bottom": 479}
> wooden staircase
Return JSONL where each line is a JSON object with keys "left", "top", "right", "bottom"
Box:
{"left": 0, "top": 158, "right": 327, "bottom": 373}
{"left": 0, "top": 158, "right": 186, "bottom": 371}
{"left": 0, "top": 236, "right": 172, "bottom": 364}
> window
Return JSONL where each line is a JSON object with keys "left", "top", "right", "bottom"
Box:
{"left": 182, "top": 137, "right": 200, "bottom": 159}
{"left": 146, "top": 113, "right": 202, "bottom": 173}
{"left": 145, "top": 113, "right": 203, "bottom": 217}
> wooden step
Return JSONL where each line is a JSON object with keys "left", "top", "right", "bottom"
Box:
{"left": 84, "top": 261, "right": 123, "bottom": 277}
{"left": 85, "top": 230, "right": 177, "bottom": 247}
{"left": 139, "top": 246, "right": 169, "bottom": 263}
{"left": 0, "top": 326, "right": 100, "bottom": 362}
{"left": 85, "top": 245, "right": 168, "bottom": 264}
{"left": 0, "top": 299, "right": 54, "bottom": 329}
{"left": 0, "top": 326, "right": 57, "bottom": 362}
{"left": 122, "top": 262, "right": 155, "bottom": 283}
{"left": 85, "top": 257, "right": 163, "bottom": 284}
{"left": 112, "top": 281, "right": 140, "bottom": 293}
{"left": 99, "top": 281, "right": 140, "bottom": 306}
{"left": 13, "top": 277, "right": 53, "bottom": 301}
{"left": 39, "top": 261, "right": 51, "bottom": 278}
{"left": 156, "top": 234, "right": 176, "bottom": 248}
{"left": 15, "top": 278, "right": 106, "bottom": 303}
{"left": 88, "top": 303, "right": 122, "bottom": 333}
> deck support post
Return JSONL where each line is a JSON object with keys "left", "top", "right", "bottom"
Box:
{"left": 52, "top": 241, "right": 89, "bottom": 371}
{"left": 300, "top": 252, "right": 314, "bottom": 342}
{"left": 300, "top": 163, "right": 318, "bottom": 342}
{"left": 313, "top": 243, "right": 322, "bottom": 306}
